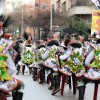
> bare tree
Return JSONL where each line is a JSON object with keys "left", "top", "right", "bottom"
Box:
{"left": 25, "top": 9, "right": 70, "bottom": 28}
{"left": 6, "top": 6, "right": 71, "bottom": 39}
{"left": 24, "top": 9, "right": 71, "bottom": 39}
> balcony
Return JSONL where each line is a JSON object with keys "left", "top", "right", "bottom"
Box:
{"left": 69, "top": 1, "right": 97, "bottom": 16}
{"left": 71, "top": 1, "right": 94, "bottom": 7}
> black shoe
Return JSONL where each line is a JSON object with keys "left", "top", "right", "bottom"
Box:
{"left": 52, "top": 87, "right": 61, "bottom": 95}
{"left": 48, "top": 86, "right": 54, "bottom": 90}
{"left": 6, "top": 92, "right": 12, "bottom": 97}
{"left": 40, "top": 68, "right": 45, "bottom": 82}
{"left": 33, "top": 76, "right": 37, "bottom": 81}
{"left": 39, "top": 80, "right": 46, "bottom": 84}
{"left": 65, "top": 76, "right": 69, "bottom": 84}
{"left": 48, "top": 73, "right": 54, "bottom": 89}
{"left": 52, "top": 75, "right": 61, "bottom": 95}
{"left": 16, "top": 92, "right": 23, "bottom": 100}
{"left": 12, "top": 91, "right": 23, "bottom": 100}
{"left": 65, "top": 80, "right": 69, "bottom": 84}
{"left": 16, "top": 71, "right": 21, "bottom": 75}
{"left": 39, "top": 80, "right": 44, "bottom": 84}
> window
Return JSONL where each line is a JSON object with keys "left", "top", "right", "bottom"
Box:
{"left": 82, "top": 0, "right": 93, "bottom": 6}
{"left": 62, "top": 1, "right": 66, "bottom": 11}
{"left": 57, "top": 0, "right": 60, "bottom": 11}
{"left": 85, "top": 0, "right": 93, "bottom": 6}
{"left": 42, "top": 5, "right": 47, "bottom": 9}
{"left": 71, "top": 0, "right": 93, "bottom": 6}
{"left": 52, "top": 4, "right": 54, "bottom": 9}
{"left": 75, "top": 14, "right": 81, "bottom": 21}
{"left": 87, "top": 14, "right": 92, "bottom": 23}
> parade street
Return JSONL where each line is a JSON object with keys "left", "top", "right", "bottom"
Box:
{"left": 1, "top": 0, "right": 100, "bottom": 100}
{"left": 8, "top": 73, "right": 100, "bottom": 100}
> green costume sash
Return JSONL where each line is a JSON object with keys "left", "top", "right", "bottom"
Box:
{"left": 0, "top": 43, "right": 11, "bottom": 81}
{"left": 91, "top": 46, "right": 100, "bottom": 70}
{"left": 22, "top": 50, "right": 34, "bottom": 64}
{"left": 65, "top": 51, "right": 85, "bottom": 73}
{"left": 37, "top": 48, "right": 46, "bottom": 62}
{"left": 49, "top": 47, "right": 58, "bottom": 59}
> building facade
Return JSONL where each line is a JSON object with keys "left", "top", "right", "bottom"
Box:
{"left": 0, "top": 0, "right": 3, "bottom": 15}
{"left": 34, "top": 0, "right": 51, "bottom": 39}
{"left": 52, "top": 0, "right": 97, "bottom": 28}
{"left": 35, "top": 0, "right": 50, "bottom": 14}
{"left": 3, "top": 0, "right": 35, "bottom": 15}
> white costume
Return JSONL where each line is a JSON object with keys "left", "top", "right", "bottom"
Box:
{"left": 0, "top": 38, "right": 19, "bottom": 92}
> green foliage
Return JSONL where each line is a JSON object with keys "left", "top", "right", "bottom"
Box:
{"left": 72, "top": 20, "right": 90, "bottom": 40}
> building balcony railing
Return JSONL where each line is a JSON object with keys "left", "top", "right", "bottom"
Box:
{"left": 71, "top": 1, "right": 94, "bottom": 8}
{"left": 69, "top": 6, "right": 97, "bottom": 16}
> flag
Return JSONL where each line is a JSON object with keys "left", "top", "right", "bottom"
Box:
{"left": 91, "top": 0, "right": 100, "bottom": 9}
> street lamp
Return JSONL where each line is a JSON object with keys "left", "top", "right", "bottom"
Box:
{"left": 50, "top": 0, "right": 52, "bottom": 33}
{"left": 21, "top": 7, "right": 23, "bottom": 38}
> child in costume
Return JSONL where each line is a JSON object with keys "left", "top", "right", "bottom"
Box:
{"left": 60, "top": 34, "right": 85, "bottom": 99}
{"left": 32, "top": 49, "right": 38, "bottom": 81}
{"left": 0, "top": 15, "right": 24, "bottom": 100}
{"left": 36, "top": 45, "right": 46, "bottom": 84}
{"left": 58, "top": 34, "right": 71, "bottom": 87}
{"left": 32, "top": 41, "right": 40, "bottom": 81}
{"left": 13, "top": 39, "right": 24, "bottom": 75}
{"left": 81, "top": 33, "right": 100, "bottom": 100}
{"left": 42, "top": 40, "right": 62, "bottom": 95}
{"left": 59, "top": 34, "right": 72, "bottom": 76}
{"left": 18, "top": 34, "right": 35, "bottom": 75}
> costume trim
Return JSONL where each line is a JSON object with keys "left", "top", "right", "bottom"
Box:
{"left": 0, "top": 45, "right": 11, "bottom": 81}
{"left": 68, "top": 45, "right": 72, "bottom": 54}
{"left": 65, "top": 51, "right": 85, "bottom": 73}
{"left": 84, "top": 76, "right": 100, "bottom": 80}
{"left": 59, "top": 69, "right": 71, "bottom": 76}
{"left": 0, "top": 68, "right": 11, "bottom": 81}
{"left": 3, "top": 40, "right": 15, "bottom": 55}
{"left": 82, "top": 52, "right": 88, "bottom": 59}
{"left": 0, "top": 77, "right": 19, "bottom": 93}
{"left": 43, "top": 63, "right": 53, "bottom": 69}
{"left": 89, "top": 43, "right": 96, "bottom": 50}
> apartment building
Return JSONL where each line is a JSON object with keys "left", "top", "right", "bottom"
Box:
{"left": 34, "top": 0, "right": 51, "bottom": 39}
{"left": 52, "top": 0, "right": 98, "bottom": 28}
{"left": 0, "top": 0, "right": 3, "bottom": 15}
{"left": 35, "top": 0, "right": 50, "bottom": 5}
{"left": 52, "top": 0, "right": 71, "bottom": 11}
{"left": 3, "top": 0, "right": 35, "bottom": 15}
{"left": 35, "top": 0, "right": 50, "bottom": 13}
